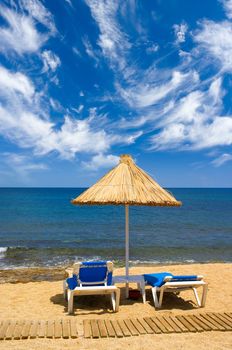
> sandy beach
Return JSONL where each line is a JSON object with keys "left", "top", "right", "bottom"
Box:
{"left": 0, "top": 263, "right": 232, "bottom": 349}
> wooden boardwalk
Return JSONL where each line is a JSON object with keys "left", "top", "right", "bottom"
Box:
{"left": 0, "top": 312, "right": 232, "bottom": 340}
{"left": 84, "top": 312, "right": 232, "bottom": 339}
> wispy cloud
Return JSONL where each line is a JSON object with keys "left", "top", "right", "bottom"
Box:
{"left": 2, "top": 153, "right": 48, "bottom": 180}
{"left": 20, "top": 0, "right": 56, "bottom": 34}
{"left": 194, "top": 19, "right": 232, "bottom": 72}
{"left": 173, "top": 23, "right": 188, "bottom": 43}
{"left": 82, "top": 153, "right": 119, "bottom": 170}
{"left": 0, "top": 65, "right": 140, "bottom": 162}
{"left": 221, "top": 0, "right": 232, "bottom": 19}
{"left": 41, "top": 50, "right": 61, "bottom": 72}
{"left": 0, "top": 4, "right": 45, "bottom": 55}
{"left": 211, "top": 153, "right": 232, "bottom": 166}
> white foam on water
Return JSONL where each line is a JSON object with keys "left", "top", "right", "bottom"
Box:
{"left": 0, "top": 247, "right": 8, "bottom": 259}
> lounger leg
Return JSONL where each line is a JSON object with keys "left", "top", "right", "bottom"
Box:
{"left": 201, "top": 284, "right": 208, "bottom": 307}
{"left": 63, "top": 280, "right": 67, "bottom": 300}
{"left": 67, "top": 290, "right": 74, "bottom": 314}
{"left": 140, "top": 281, "right": 146, "bottom": 303}
{"left": 114, "top": 288, "right": 120, "bottom": 312}
{"left": 152, "top": 287, "right": 160, "bottom": 308}
{"left": 193, "top": 287, "right": 201, "bottom": 307}
{"left": 111, "top": 292, "right": 116, "bottom": 311}
{"left": 158, "top": 288, "right": 164, "bottom": 308}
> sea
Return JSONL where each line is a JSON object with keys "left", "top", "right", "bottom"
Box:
{"left": 0, "top": 188, "right": 232, "bottom": 269}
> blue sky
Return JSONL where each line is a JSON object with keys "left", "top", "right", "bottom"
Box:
{"left": 0, "top": 0, "right": 232, "bottom": 187}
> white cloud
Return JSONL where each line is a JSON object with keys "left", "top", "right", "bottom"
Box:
{"left": 173, "top": 23, "right": 188, "bottom": 43}
{"left": 85, "top": 0, "right": 130, "bottom": 70}
{"left": 221, "top": 0, "right": 232, "bottom": 19}
{"left": 117, "top": 70, "right": 199, "bottom": 109}
{"left": 0, "top": 5, "right": 46, "bottom": 55}
{"left": 0, "top": 66, "right": 34, "bottom": 100}
{"left": 194, "top": 19, "right": 232, "bottom": 72}
{"left": 2, "top": 153, "right": 48, "bottom": 180}
{"left": 41, "top": 50, "right": 61, "bottom": 72}
{"left": 20, "top": 0, "right": 56, "bottom": 34}
{"left": 146, "top": 43, "right": 159, "bottom": 54}
{"left": 82, "top": 37, "right": 99, "bottom": 62}
{"left": 212, "top": 153, "right": 232, "bottom": 166}
{"left": 150, "top": 77, "right": 232, "bottom": 151}
{"left": 0, "top": 66, "right": 139, "bottom": 160}
{"left": 82, "top": 153, "right": 119, "bottom": 170}
{"left": 72, "top": 47, "right": 81, "bottom": 57}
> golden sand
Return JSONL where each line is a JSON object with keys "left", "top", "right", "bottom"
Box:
{"left": 0, "top": 263, "right": 231, "bottom": 349}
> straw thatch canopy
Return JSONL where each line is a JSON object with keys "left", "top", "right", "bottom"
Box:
{"left": 72, "top": 154, "right": 181, "bottom": 207}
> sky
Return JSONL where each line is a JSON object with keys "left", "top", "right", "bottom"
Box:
{"left": 0, "top": 0, "right": 232, "bottom": 187}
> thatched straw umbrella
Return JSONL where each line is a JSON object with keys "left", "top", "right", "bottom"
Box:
{"left": 72, "top": 154, "right": 181, "bottom": 292}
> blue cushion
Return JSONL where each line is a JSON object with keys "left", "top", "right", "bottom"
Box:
{"left": 79, "top": 261, "right": 112, "bottom": 286}
{"left": 144, "top": 273, "right": 199, "bottom": 287}
{"left": 144, "top": 272, "right": 173, "bottom": 287}
{"left": 66, "top": 261, "right": 113, "bottom": 289}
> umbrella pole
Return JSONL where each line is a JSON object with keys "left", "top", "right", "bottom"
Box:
{"left": 125, "top": 204, "right": 129, "bottom": 298}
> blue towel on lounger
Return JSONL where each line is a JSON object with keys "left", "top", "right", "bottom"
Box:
{"left": 143, "top": 273, "right": 198, "bottom": 287}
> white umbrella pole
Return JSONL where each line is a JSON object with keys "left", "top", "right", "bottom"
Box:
{"left": 125, "top": 204, "right": 129, "bottom": 297}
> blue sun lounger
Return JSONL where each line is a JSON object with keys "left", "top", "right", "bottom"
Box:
{"left": 144, "top": 272, "right": 208, "bottom": 309}
{"left": 63, "top": 261, "right": 120, "bottom": 314}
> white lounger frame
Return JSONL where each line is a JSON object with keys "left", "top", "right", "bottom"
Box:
{"left": 150, "top": 275, "right": 208, "bottom": 309}
{"left": 63, "top": 261, "right": 120, "bottom": 314}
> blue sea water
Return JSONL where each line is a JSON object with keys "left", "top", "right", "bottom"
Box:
{"left": 0, "top": 188, "right": 232, "bottom": 269}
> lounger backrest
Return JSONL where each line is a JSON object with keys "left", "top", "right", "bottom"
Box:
{"left": 73, "top": 261, "right": 113, "bottom": 286}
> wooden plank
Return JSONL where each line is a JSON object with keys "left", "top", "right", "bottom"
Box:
{"left": 97, "top": 320, "right": 108, "bottom": 338}
{"left": 37, "top": 320, "right": 46, "bottom": 338}
{"left": 207, "top": 313, "right": 231, "bottom": 331}
{"left": 54, "top": 319, "right": 62, "bottom": 338}
{"left": 190, "top": 315, "right": 211, "bottom": 331}
{"left": 90, "top": 320, "right": 100, "bottom": 338}
{"left": 176, "top": 315, "right": 197, "bottom": 332}
{"left": 200, "top": 314, "right": 225, "bottom": 331}
{"left": 195, "top": 314, "right": 218, "bottom": 331}
{"left": 151, "top": 317, "right": 169, "bottom": 333}
{"left": 70, "top": 319, "right": 78, "bottom": 339}
{"left": 137, "top": 318, "right": 153, "bottom": 334}
{"left": 221, "top": 313, "right": 232, "bottom": 324}
{"left": 224, "top": 313, "right": 232, "bottom": 321}
{"left": 5, "top": 320, "right": 17, "bottom": 340}
{"left": 144, "top": 317, "right": 161, "bottom": 334}
{"left": 117, "top": 320, "right": 131, "bottom": 337}
{"left": 0, "top": 320, "right": 10, "bottom": 340}
{"left": 62, "top": 319, "right": 70, "bottom": 339}
{"left": 14, "top": 320, "right": 25, "bottom": 340}
{"left": 170, "top": 316, "right": 188, "bottom": 333}
{"left": 29, "top": 320, "right": 39, "bottom": 339}
{"left": 83, "top": 320, "right": 92, "bottom": 339}
{"left": 21, "top": 320, "right": 32, "bottom": 339}
{"left": 162, "top": 316, "right": 182, "bottom": 333}
{"left": 104, "top": 320, "right": 115, "bottom": 338}
{"left": 156, "top": 316, "right": 175, "bottom": 333}
{"left": 183, "top": 315, "right": 204, "bottom": 332}
{"left": 111, "top": 320, "right": 123, "bottom": 338}
{"left": 212, "top": 313, "right": 232, "bottom": 328}
{"left": 123, "top": 319, "right": 139, "bottom": 336}
{"left": 46, "top": 320, "right": 54, "bottom": 339}
{"left": 131, "top": 318, "right": 147, "bottom": 335}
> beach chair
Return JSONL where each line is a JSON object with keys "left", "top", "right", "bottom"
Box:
{"left": 63, "top": 261, "right": 120, "bottom": 314}
{"left": 144, "top": 272, "right": 208, "bottom": 309}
